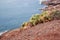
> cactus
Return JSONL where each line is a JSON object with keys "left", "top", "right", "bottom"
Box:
{"left": 30, "top": 19, "right": 39, "bottom": 26}
{"left": 30, "top": 14, "right": 40, "bottom": 20}
{"left": 21, "top": 21, "right": 34, "bottom": 29}
{"left": 44, "top": 16, "right": 52, "bottom": 22}
{"left": 21, "top": 22, "right": 28, "bottom": 28}
{"left": 21, "top": 10, "right": 60, "bottom": 29}
{"left": 21, "top": 22, "right": 26, "bottom": 27}
{"left": 38, "top": 11, "right": 49, "bottom": 23}
{"left": 30, "top": 14, "right": 40, "bottom": 26}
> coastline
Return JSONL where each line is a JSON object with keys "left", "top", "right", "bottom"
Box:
{"left": 0, "top": 31, "right": 8, "bottom": 36}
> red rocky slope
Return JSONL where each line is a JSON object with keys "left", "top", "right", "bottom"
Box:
{"left": 0, "top": 20, "right": 60, "bottom": 40}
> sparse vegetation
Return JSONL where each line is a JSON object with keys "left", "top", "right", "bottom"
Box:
{"left": 30, "top": 14, "right": 40, "bottom": 26}
{"left": 51, "top": 10, "right": 60, "bottom": 20}
{"left": 21, "top": 10, "right": 60, "bottom": 29}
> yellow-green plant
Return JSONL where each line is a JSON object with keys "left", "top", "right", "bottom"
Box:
{"left": 38, "top": 11, "right": 49, "bottom": 22}
{"left": 21, "top": 22, "right": 31, "bottom": 29}
{"left": 30, "top": 14, "right": 40, "bottom": 20}
{"left": 21, "top": 22, "right": 28, "bottom": 27}
{"left": 21, "top": 21, "right": 33, "bottom": 29}
{"left": 29, "top": 11, "right": 51, "bottom": 26}
{"left": 21, "top": 10, "right": 60, "bottom": 29}
{"left": 30, "top": 19, "right": 39, "bottom": 26}
{"left": 30, "top": 14, "right": 40, "bottom": 26}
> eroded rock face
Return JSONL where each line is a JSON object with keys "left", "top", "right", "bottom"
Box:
{"left": 42, "top": 0, "right": 60, "bottom": 5}
{"left": 0, "top": 20, "right": 60, "bottom": 40}
{"left": 42, "top": 0, "right": 60, "bottom": 11}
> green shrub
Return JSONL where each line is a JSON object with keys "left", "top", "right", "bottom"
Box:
{"left": 21, "top": 10, "right": 60, "bottom": 28}
{"left": 30, "top": 14, "right": 40, "bottom": 25}
{"left": 38, "top": 11, "right": 49, "bottom": 22}
{"left": 30, "top": 19, "right": 39, "bottom": 26}
{"left": 21, "top": 22, "right": 28, "bottom": 27}
{"left": 30, "top": 14, "right": 40, "bottom": 20}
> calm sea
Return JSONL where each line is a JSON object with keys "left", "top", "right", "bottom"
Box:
{"left": 0, "top": 0, "right": 45, "bottom": 32}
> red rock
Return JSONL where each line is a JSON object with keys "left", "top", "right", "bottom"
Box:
{"left": 0, "top": 20, "right": 60, "bottom": 40}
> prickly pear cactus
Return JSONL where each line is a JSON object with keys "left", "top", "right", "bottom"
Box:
{"left": 21, "top": 10, "right": 60, "bottom": 30}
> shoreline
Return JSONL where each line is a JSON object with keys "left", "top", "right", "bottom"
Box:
{"left": 0, "top": 31, "right": 8, "bottom": 36}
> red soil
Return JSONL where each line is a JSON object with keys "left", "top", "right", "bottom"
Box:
{"left": 0, "top": 20, "right": 60, "bottom": 40}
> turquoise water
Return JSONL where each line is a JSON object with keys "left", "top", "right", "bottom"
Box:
{"left": 0, "top": 0, "right": 44, "bottom": 32}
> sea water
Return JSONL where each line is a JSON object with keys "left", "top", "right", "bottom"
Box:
{"left": 0, "top": 0, "right": 45, "bottom": 32}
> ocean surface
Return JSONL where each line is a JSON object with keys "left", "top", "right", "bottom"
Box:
{"left": 0, "top": 0, "right": 45, "bottom": 32}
